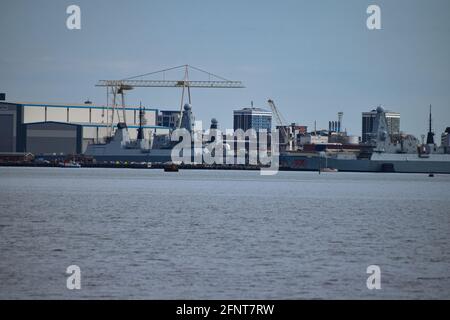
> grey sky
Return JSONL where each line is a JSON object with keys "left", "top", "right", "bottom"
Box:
{"left": 1, "top": 0, "right": 449, "bottom": 138}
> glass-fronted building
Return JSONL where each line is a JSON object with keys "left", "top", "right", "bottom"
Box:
{"left": 233, "top": 107, "right": 272, "bottom": 132}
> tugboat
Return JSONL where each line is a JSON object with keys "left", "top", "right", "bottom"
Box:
{"left": 164, "top": 162, "right": 179, "bottom": 172}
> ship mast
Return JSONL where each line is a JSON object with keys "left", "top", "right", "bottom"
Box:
{"left": 426, "top": 105, "right": 435, "bottom": 145}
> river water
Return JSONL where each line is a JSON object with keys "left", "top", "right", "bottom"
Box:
{"left": 0, "top": 167, "right": 449, "bottom": 299}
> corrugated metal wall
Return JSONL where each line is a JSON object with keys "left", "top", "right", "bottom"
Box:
{"left": 25, "top": 122, "right": 79, "bottom": 155}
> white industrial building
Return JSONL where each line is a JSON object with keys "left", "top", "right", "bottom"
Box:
{"left": 0, "top": 101, "right": 168, "bottom": 155}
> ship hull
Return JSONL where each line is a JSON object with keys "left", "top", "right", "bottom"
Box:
{"left": 85, "top": 153, "right": 172, "bottom": 163}
{"left": 84, "top": 145, "right": 173, "bottom": 163}
{"left": 280, "top": 153, "right": 450, "bottom": 174}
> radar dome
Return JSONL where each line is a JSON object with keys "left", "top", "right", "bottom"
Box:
{"left": 184, "top": 103, "right": 191, "bottom": 110}
{"left": 376, "top": 106, "right": 385, "bottom": 113}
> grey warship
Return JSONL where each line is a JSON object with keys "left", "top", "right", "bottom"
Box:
{"left": 280, "top": 106, "right": 450, "bottom": 174}
{"left": 84, "top": 103, "right": 197, "bottom": 163}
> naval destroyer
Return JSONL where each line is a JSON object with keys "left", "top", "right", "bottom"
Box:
{"left": 280, "top": 106, "right": 450, "bottom": 173}
{"left": 84, "top": 103, "right": 199, "bottom": 163}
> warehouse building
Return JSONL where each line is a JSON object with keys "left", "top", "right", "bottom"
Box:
{"left": 0, "top": 101, "right": 168, "bottom": 154}
{"left": 24, "top": 122, "right": 82, "bottom": 155}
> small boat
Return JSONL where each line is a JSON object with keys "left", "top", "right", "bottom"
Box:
{"left": 164, "top": 162, "right": 179, "bottom": 172}
{"left": 320, "top": 167, "right": 338, "bottom": 173}
{"left": 59, "top": 161, "right": 81, "bottom": 168}
{"left": 318, "top": 153, "right": 338, "bottom": 173}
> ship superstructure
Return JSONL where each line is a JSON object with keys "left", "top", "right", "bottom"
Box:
{"left": 280, "top": 106, "right": 450, "bottom": 173}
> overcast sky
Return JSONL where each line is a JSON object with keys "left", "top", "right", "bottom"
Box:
{"left": 1, "top": 0, "right": 449, "bottom": 138}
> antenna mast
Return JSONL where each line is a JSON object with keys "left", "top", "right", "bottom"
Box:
{"left": 426, "top": 104, "right": 435, "bottom": 144}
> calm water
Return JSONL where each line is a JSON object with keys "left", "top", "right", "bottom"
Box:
{"left": 0, "top": 167, "right": 449, "bottom": 299}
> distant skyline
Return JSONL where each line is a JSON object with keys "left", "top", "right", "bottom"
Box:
{"left": 1, "top": 0, "right": 449, "bottom": 139}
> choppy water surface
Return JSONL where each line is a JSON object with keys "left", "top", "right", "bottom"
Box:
{"left": 0, "top": 167, "right": 449, "bottom": 299}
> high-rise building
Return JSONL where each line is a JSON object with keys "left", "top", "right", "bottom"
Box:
{"left": 362, "top": 108, "right": 400, "bottom": 143}
{"left": 233, "top": 106, "right": 272, "bottom": 132}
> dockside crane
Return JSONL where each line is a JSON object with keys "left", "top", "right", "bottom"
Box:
{"left": 267, "top": 99, "right": 294, "bottom": 151}
{"left": 96, "top": 65, "right": 245, "bottom": 136}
